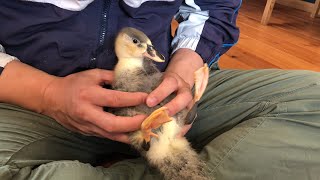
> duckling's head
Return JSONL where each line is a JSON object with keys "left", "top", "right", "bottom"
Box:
{"left": 115, "top": 27, "right": 165, "bottom": 63}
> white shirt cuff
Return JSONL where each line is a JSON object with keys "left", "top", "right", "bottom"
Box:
{"left": 171, "top": 36, "right": 201, "bottom": 56}
{"left": 0, "top": 52, "right": 18, "bottom": 68}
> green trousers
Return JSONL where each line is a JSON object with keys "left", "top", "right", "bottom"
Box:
{"left": 1, "top": 69, "right": 320, "bottom": 180}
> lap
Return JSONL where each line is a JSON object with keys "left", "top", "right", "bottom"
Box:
{"left": 1, "top": 69, "right": 320, "bottom": 180}
{"left": 0, "top": 103, "right": 135, "bottom": 179}
{"left": 15, "top": 159, "right": 160, "bottom": 180}
{"left": 189, "top": 69, "right": 320, "bottom": 179}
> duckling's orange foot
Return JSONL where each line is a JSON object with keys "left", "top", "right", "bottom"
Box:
{"left": 141, "top": 107, "right": 173, "bottom": 143}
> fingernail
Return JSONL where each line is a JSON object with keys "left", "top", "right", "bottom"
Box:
{"left": 147, "top": 97, "right": 157, "bottom": 107}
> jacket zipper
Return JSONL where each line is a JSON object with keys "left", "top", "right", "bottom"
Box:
{"left": 90, "top": 0, "right": 111, "bottom": 68}
{"left": 99, "top": 0, "right": 109, "bottom": 47}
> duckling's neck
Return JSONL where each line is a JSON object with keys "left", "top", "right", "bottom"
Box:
{"left": 114, "top": 58, "right": 143, "bottom": 76}
{"left": 115, "top": 57, "right": 144, "bottom": 72}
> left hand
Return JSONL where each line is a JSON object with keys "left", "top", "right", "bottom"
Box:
{"left": 146, "top": 48, "right": 204, "bottom": 136}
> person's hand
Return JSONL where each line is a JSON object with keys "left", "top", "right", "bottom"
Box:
{"left": 42, "top": 69, "right": 147, "bottom": 143}
{"left": 146, "top": 48, "right": 204, "bottom": 136}
{"left": 146, "top": 72, "right": 193, "bottom": 116}
{"left": 146, "top": 71, "right": 193, "bottom": 137}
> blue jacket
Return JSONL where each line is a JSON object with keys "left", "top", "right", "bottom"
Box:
{"left": 0, "top": 0, "right": 241, "bottom": 76}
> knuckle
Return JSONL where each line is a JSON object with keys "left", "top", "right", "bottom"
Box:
{"left": 78, "top": 88, "right": 88, "bottom": 100}
{"left": 92, "top": 69, "right": 101, "bottom": 74}
{"left": 87, "top": 69, "right": 103, "bottom": 81}
{"left": 89, "top": 69, "right": 100, "bottom": 76}
{"left": 81, "top": 114, "right": 91, "bottom": 123}
{"left": 73, "top": 106, "right": 83, "bottom": 116}
{"left": 170, "top": 101, "right": 179, "bottom": 110}
{"left": 182, "top": 81, "right": 191, "bottom": 89}
{"left": 73, "top": 106, "right": 87, "bottom": 119}
{"left": 134, "top": 94, "right": 145, "bottom": 104}
{"left": 104, "top": 121, "right": 116, "bottom": 133}
{"left": 165, "top": 76, "right": 178, "bottom": 86}
{"left": 106, "top": 125, "right": 115, "bottom": 133}
{"left": 179, "top": 87, "right": 192, "bottom": 100}
{"left": 184, "top": 89, "right": 193, "bottom": 100}
{"left": 167, "top": 99, "right": 178, "bottom": 109}
{"left": 96, "top": 69, "right": 106, "bottom": 80}
{"left": 108, "top": 94, "right": 121, "bottom": 107}
{"left": 135, "top": 92, "right": 147, "bottom": 99}
{"left": 168, "top": 104, "right": 179, "bottom": 115}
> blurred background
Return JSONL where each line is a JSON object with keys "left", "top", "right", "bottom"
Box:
{"left": 173, "top": 0, "right": 320, "bottom": 71}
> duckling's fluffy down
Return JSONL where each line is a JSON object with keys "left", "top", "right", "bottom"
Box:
{"left": 146, "top": 120, "right": 211, "bottom": 180}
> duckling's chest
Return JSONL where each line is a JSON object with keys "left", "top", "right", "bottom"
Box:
{"left": 112, "top": 68, "right": 163, "bottom": 93}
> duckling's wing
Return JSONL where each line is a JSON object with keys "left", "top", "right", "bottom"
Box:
{"left": 185, "top": 64, "right": 209, "bottom": 124}
{"left": 194, "top": 63, "right": 209, "bottom": 102}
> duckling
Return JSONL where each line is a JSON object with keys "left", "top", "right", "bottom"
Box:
{"left": 111, "top": 27, "right": 211, "bottom": 180}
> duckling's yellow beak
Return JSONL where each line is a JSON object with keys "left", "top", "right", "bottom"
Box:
{"left": 143, "top": 44, "right": 165, "bottom": 62}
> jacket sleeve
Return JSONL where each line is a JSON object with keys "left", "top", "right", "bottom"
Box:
{"left": 171, "top": 0, "right": 241, "bottom": 67}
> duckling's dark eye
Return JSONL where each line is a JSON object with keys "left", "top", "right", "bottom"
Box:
{"left": 133, "top": 39, "right": 138, "bottom": 44}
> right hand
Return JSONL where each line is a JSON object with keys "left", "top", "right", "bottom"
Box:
{"left": 41, "top": 69, "right": 147, "bottom": 143}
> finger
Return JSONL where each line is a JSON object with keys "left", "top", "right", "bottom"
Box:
{"left": 101, "top": 132, "right": 130, "bottom": 144}
{"left": 83, "top": 124, "right": 131, "bottom": 143}
{"left": 87, "top": 106, "right": 146, "bottom": 133}
{"left": 147, "top": 76, "right": 178, "bottom": 107}
{"left": 69, "top": 121, "right": 131, "bottom": 143}
{"left": 99, "top": 69, "right": 115, "bottom": 84}
{"left": 164, "top": 87, "right": 193, "bottom": 116}
{"left": 86, "top": 87, "right": 147, "bottom": 107}
{"left": 89, "top": 69, "right": 114, "bottom": 85}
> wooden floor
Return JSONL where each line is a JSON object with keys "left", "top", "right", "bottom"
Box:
{"left": 219, "top": 0, "right": 320, "bottom": 71}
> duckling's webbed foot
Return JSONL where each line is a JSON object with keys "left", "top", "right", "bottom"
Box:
{"left": 141, "top": 107, "right": 173, "bottom": 143}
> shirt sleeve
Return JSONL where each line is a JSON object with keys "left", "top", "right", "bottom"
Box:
{"left": 171, "top": 0, "right": 241, "bottom": 67}
{"left": 0, "top": 44, "right": 18, "bottom": 75}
